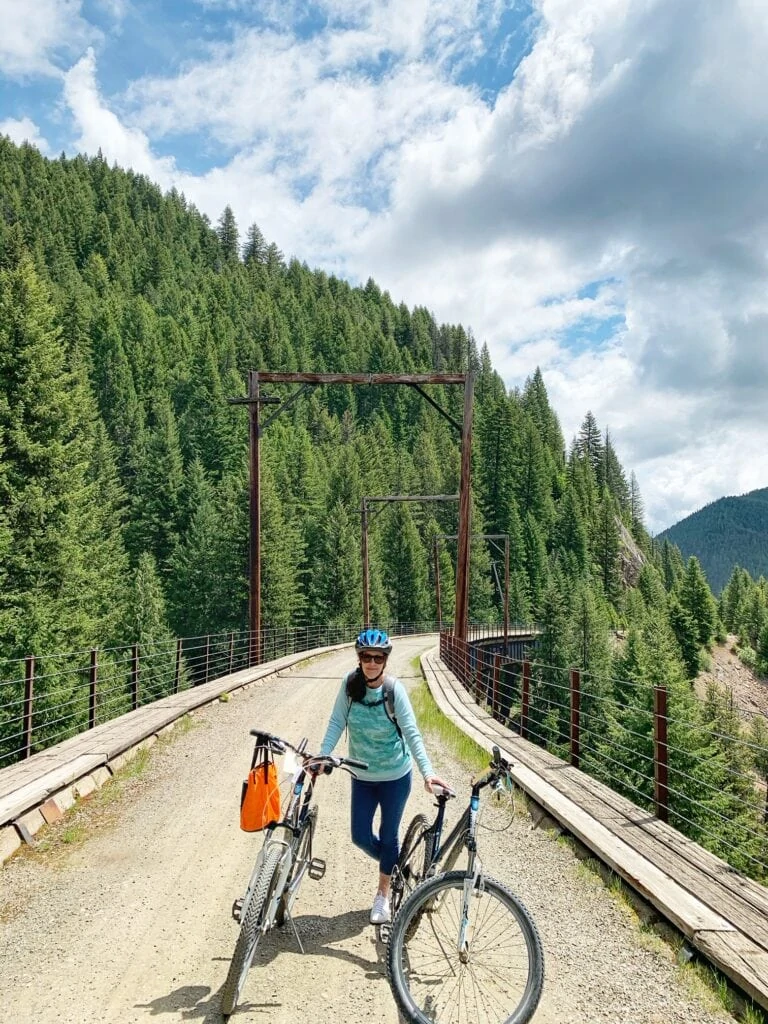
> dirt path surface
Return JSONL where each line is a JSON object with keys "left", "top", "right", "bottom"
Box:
{"left": 0, "top": 639, "right": 732, "bottom": 1024}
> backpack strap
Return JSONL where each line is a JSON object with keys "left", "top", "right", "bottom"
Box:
{"left": 382, "top": 676, "right": 403, "bottom": 741}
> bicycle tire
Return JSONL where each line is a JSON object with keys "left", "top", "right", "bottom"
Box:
{"left": 387, "top": 870, "right": 544, "bottom": 1024}
{"left": 391, "top": 813, "right": 432, "bottom": 919}
{"left": 220, "top": 844, "right": 284, "bottom": 1018}
{"left": 275, "top": 806, "right": 317, "bottom": 927}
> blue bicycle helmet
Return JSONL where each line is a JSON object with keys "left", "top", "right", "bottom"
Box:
{"left": 355, "top": 628, "right": 392, "bottom": 655}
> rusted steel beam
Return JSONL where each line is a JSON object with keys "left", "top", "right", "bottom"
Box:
{"left": 256, "top": 372, "right": 466, "bottom": 384}
{"left": 366, "top": 494, "right": 459, "bottom": 503}
{"left": 434, "top": 538, "right": 442, "bottom": 629}
{"left": 570, "top": 668, "right": 581, "bottom": 768}
{"left": 23, "top": 655, "right": 34, "bottom": 760}
{"left": 410, "top": 384, "right": 462, "bottom": 432}
{"left": 454, "top": 374, "right": 474, "bottom": 642}
{"left": 89, "top": 648, "right": 98, "bottom": 730}
{"left": 504, "top": 536, "right": 510, "bottom": 652}
{"left": 361, "top": 493, "right": 459, "bottom": 626}
{"left": 654, "top": 685, "right": 669, "bottom": 822}
{"left": 130, "top": 644, "right": 139, "bottom": 711}
{"left": 521, "top": 660, "right": 531, "bottom": 740}
{"left": 361, "top": 498, "right": 370, "bottom": 628}
{"left": 174, "top": 638, "right": 182, "bottom": 694}
{"left": 249, "top": 370, "right": 261, "bottom": 667}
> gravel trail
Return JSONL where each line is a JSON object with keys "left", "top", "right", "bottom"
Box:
{"left": 0, "top": 638, "right": 732, "bottom": 1024}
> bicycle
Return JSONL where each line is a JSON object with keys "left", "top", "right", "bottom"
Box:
{"left": 220, "top": 729, "right": 367, "bottom": 1018}
{"left": 385, "top": 745, "right": 544, "bottom": 1024}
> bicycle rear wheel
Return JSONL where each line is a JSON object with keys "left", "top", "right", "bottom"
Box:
{"left": 221, "top": 844, "right": 283, "bottom": 1018}
{"left": 387, "top": 870, "right": 544, "bottom": 1024}
{"left": 391, "top": 813, "right": 432, "bottom": 919}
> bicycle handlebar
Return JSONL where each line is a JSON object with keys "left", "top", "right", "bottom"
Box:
{"left": 248, "top": 730, "right": 368, "bottom": 772}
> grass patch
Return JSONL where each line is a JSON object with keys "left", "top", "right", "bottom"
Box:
{"left": 410, "top": 678, "right": 488, "bottom": 774}
{"left": 15, "top": 714, "right": 201, "bottom": 864}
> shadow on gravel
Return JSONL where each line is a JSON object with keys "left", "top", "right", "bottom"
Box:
{"left": 135, "top": 984, "right": 224, "bottom": 1020}
{"left": 137, "top": 982, "right": 284, "bottom": 1021}
{"left": 135, "top": 910, "right": 388, "bottom": 1021}
{"left": 249, "top": 907, "right": 387, "bottom": 978}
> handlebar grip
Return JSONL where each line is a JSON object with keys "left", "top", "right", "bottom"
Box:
{"left": 343, "top": 758, "right": 369, "bottom": 770}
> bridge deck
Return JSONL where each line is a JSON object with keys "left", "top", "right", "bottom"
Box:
{"left": 421, "top": 647, "right": 768, "bottom": 1014}
{"left": 1, "top": 640, "right": 767, "bottom": 1013}
{"left": 0, "top": 644, "right": 345, "bottom": 831}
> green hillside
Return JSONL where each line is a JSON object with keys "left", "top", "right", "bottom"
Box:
{"left": 658, "top": 488, "right": 768, "bottom": 593}
{"left": 3, "top": 137, "right": 768, "bottom": 879}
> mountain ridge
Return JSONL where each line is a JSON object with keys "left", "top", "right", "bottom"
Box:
{"left": 658, "top": 486, "right": 768, "bottom": 592}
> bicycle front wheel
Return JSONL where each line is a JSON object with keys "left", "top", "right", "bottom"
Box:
{"left": 221, "top": 844, "right": 283, "bottom": 1018}
{"left": 387, "top": 870, "right": 544, "bottom": 1024}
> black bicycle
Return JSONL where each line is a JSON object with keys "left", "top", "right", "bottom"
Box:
{"left": 385, "top": 746, "right": 544, "bottom": 1024}
{"left": 221, "top": 730, "right": 367, "bottom": 1018}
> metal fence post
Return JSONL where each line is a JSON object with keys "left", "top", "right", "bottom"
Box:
{"left": 228, "top": 632, "right": 235, "bottom": 675}
{"left": 204, "top": 634, "right": 211, "bottom": 685}
{"left": 570, "top": 668, "right": 581, "bottom": 768}
{"left": 654, "top": 685, "right": 669, "bottom": 822}
{"left": 521, "top": 660, "right": 531, "bottom": 741}
{"left": 89, "top": 648, "right": 98, "bottom": 730}
{"left": 130, "top": 644, "right": 139, "bottom": 711}
{"left": 492, "top": 654, "right": 500, "bottom": 719}
{"left": 174, "top": 638, "right": 182, "bottom": 694}
{"left": 23, "top": 655, "right": 34, "bottom": 759}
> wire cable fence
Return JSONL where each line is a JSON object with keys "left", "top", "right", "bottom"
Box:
{"left": 0, "top": 620, "right": 445, "bottom": 771}
{"left": 440, "top": 632, "right": 768, "bottom": 882}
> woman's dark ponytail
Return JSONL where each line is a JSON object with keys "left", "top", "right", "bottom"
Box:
{"left": 345, "top": 666, "right": 366, "bottom": 703}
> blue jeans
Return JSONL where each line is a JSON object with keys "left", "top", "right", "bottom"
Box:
{"left": 351, "top": 771, "right": 412, "bottom": 876}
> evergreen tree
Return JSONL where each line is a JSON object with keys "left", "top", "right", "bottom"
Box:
{"left": 381, "top": 503, "right": 430, "bottom": 624}
{"left": 243, "top": 222, "right": 268, "bottom": 265}
{"left": 123, "top": 552, "right": 176, "bottom": 699}
{"left": 216, "top": 205, "right": 240, "bottom": 264}
{"left": 678, "top": 556, "right": 717, "bottom": 648}
{"left": 0, "top": 255, "right": 120, "bottom": 657}
{"left": 575, "top": 411, "right": 603, "bottom": 472}
{"left": 628, "top": 471, "right": 645, "bottom": 538}
{"left": 126, "top": 393, "right": 183, "bottom": 567}
{"left": 593, "top": 488, "right": 622, "bottom": 602}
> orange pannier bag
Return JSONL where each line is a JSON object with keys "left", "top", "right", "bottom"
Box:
{"left": 240, "top": 742, "right": 282, "bottom": 832}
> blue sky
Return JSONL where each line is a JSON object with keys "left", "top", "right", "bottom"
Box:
{"left": 2, "top": 0, "right": 768, "bottom": 534}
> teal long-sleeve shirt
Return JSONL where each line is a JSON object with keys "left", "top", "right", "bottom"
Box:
{"left": 319, "top": 673, "right": 434, "bottom": 782}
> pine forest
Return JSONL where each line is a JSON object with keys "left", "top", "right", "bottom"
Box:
{"left": 1, "top": 138, "right": 767, "bottom": 878}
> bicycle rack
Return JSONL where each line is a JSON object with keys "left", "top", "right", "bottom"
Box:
{"left": 308, "top": 857, "right": 326, "bottom": 880}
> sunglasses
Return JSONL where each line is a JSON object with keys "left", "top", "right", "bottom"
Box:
{"left": 360, "top": 653, "right": 386, "bottom": 664}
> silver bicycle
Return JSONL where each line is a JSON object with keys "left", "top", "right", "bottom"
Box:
{"left": 220, "top": 729, "right": 367, "bottom": 1018}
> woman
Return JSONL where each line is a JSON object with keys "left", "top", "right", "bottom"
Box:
{"left": 318, "top": 628, "right": 451, "bottom": 925}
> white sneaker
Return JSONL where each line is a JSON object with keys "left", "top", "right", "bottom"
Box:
{"left": 370, "top": 892, "right": 391, "bottom": 925}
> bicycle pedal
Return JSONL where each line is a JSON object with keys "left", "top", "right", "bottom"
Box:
{"left": 377, "top": 922, "right": 392, "bottom": 943}
{"left": 232, "top": 898, "right": 243, "bottom": 923}
{"left": 308, "top": 857, "right": 326, "bottom": 880}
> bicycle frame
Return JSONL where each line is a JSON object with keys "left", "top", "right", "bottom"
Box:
{"left": 238, "top": 742, "right": 317, "bottom": 936}
{"left": 423, "top": 783, "right": 482, "bottom": 875}
{"left": 414, "top": 760, "right": 509, "bottom": 955}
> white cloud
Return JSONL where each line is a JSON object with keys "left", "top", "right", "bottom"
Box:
{"left": 54, "top": 0, "right": 768, "bottom": 532}
{"left": 0, "top": 0, "right": 96, "bottom": 78}
{"left": 64, "top": 50, "right": 177, "bottom": 180}
{"left": 0, "top": 116, "right": 50, "bottom": 153}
